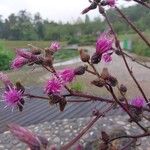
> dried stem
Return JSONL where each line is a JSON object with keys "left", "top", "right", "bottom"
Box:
{"left": 115, "top": 6, "right": 150, "bottom": 48}
{"left": 123, "top": 51, "right": 150, "bottom": 70}
{"left": 61, "top": 104, "right": 114, "bottom": 150}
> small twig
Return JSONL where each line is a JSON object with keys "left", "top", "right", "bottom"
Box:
{"left": 108, "top": 132, "right": 150, "bottom": 143}
{"left": 121, "top": 139, "right": 137, "bottom": 150}
{"left": 61, "top": 104, "right": 114, "bottom": 150}
{"left": 115, "top": 6, "right": 150, "bottom": 48}
{"left": 123, "top": 51, "right": 150, "bottom": 70}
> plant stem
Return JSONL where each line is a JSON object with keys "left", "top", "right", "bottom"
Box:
{"left": 115, "top": 6, "right": 150, "bottom": 48}
{"left": 108, "top": 132, "right": 150, "bottom": 143}
{"left": 61, "top": 104, "right": 114, "bottom": 150}
{"left": 123, "top": 51, "right": 150, "bottom": 70}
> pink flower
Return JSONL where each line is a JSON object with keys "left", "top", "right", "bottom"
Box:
{"left": 50, "top": 42, "right": 61, "bottom": 52}
{"left": 11, "top": 56, "right": 28, "bottom": 69}
{"left": 131, "top": 97, "right": 145, "bottom": 108}
{"left": 2, "top": 86, "right": 23, "bottom": 108}
{"left": 102, "top": 53, "right": 112, "bottom": 63}
{"left": 96, "top": 31, "right": 114, "bottom": 54}
{"left": 58, "top": 69, "right": 75, "bottom": 83}
{"left": 106, "top": 0, "right": 116, "bottom": 7}
{"left": 8, "top": 123, "right": 44, "bottom": 150}
{"left": 45, "top": 78, "right": 62, "bottom": 94}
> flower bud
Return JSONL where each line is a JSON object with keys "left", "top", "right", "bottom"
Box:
{"left": 91, "top": 53, "right": 102, "bottom": 64}
{"left": 74, "top": 66, "right": 87, "bottom": 75}
{"left": 119, "top": 84, "right": 127, "bottom": 93}
{"left": 115, "top": 49, "right": 122, "bottom": 56}
{"left": 107, "top": 76, "right": 118, "bottom": 87}
{"left": 79, "top": 49, "right": 90, "bottom": 62}
{"left": 91, "top": 78, "right": 105, "bottom": 87}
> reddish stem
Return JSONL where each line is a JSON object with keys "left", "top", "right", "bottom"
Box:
{"left": 61, "top": 104, "right": 114, "bottom": 150}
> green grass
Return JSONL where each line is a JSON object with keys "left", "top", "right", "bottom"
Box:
{"left": 0, "top": 40, "right": 67, "bottom": 50}
{"left": 54, "top": 48, "right": 79, "bottom": 61}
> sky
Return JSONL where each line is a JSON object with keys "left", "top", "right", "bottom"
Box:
{"left": 0, "top": 0, "right": 135, "bottom": 23}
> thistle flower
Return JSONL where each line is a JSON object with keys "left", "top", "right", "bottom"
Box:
{"left": 11, "top": 56, "right": 28, "bottom": 69}
{"left": 131, "top": 97, "right": 145, "bottom": 108}
{"left": 102, "top": 53, "right": 112, "bottom": 63}
{"left": 50, "top": 42, "right": 60, "bottom": 52}
{"left": 106, "top": 0, "right": 116, "bottom": 7}
{"left": 2, "top": 86, "right": 23, "bottom": 108}
{"left": 44, "top": 78, "right": 62, "bottom": 95}
{"left": 58, "top": 68, "right": 75, "bottom": 83}
{"left": 96, "top": 31, "right": 114, "bottom": 54}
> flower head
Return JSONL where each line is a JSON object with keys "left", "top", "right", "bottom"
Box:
{"left": 106, "top": 0, "right": 116, "bottom": 7}
{"left": 2, "top": 86, "right": 23, "bottom": 107}
{"left": 58, "top": 69, "right": 75, "bottom": 83}
{"left": 44, "top": 78, "right": 62, "bottom": 94}
{"left": 11, "top": 56, "right": 28, "bottom": 69}
{"left": 50, "top": 42, "right": 61, "bottom": 52}
{"left": 96, "top": 31, "right": 114, "bottom": 54}
{"left": 102, "top": 53, "right": 112, "bottom": 63}
{"left": 131, "top": 97, "right": 145, "bottom": 108}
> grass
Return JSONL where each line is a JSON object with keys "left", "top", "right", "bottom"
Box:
{"left": 0, "top": 40, "right": 67, "bottom": 50}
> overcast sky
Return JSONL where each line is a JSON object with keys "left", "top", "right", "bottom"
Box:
{"left": 0, "top": 0, "right": 135, "bottom": 23}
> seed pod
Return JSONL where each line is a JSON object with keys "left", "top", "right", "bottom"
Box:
{"left": 79, "top": 49, "right": 90, "bottom": 62}
{"left": 74, "top": 66, "right": 87, "bottom": 75}
{"left": 91, "top": 52, "right": 101, "bottom": 64}
{"left": 91, "top": 78, "right": 105, "bottom": 87}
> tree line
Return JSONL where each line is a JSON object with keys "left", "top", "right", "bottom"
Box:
{"left": 0, "top": 4, "right": 149, "bottom": 41}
